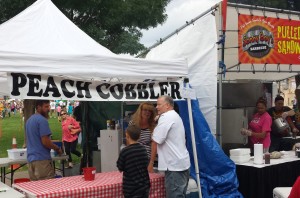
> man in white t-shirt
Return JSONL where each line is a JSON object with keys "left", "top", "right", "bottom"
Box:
{"left": 50, "top": 101, "right": 56, "bottom": 118}
{"left": 148, "top": 95, "right": 190, "bottom": 198}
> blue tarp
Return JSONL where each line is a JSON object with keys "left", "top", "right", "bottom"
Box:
{"left": 176, "top": 100, "right": 243, "bottom": 198}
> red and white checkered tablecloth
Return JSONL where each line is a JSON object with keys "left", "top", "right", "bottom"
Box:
{"left": 13, "top": 171, "right": 165, "bottom": 198}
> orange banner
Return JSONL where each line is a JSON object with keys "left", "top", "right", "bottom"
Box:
{"left": 238, "top": 14, "right": 300, "bottom": 64}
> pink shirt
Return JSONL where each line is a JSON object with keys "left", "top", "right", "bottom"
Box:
{"left": 248, "top": 112, "right": 272, "bottom": 148}
{"left": 56, "top": 106, "right": 61, "bottom": 113}
{"left": 62, "top": 117, "right": 80, "bottom": 142}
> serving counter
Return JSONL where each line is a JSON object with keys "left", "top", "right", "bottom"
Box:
{"left": 235, "top": 151, "right": 300, "bottom": 198}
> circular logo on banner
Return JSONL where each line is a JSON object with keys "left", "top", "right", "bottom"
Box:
{"left": 242, "top": 26, "right": 274, "bottom": 58}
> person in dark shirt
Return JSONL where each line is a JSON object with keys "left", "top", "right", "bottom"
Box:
{"left": 268, "top": 95, "right": 298, "bottom": 152}
{"left": 117, "top": 125, "right": 150, "bottom": 198}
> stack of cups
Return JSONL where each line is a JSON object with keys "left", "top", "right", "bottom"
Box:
{"left": 254, "top": 144, "right": 263, "bottom": 164}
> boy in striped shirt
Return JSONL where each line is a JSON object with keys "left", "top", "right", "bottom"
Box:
{"left": 117, "top": 125, "right": 150, "bottom": 198}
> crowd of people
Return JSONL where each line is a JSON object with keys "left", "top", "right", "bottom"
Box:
{"left": 12, "top": 94, "right": 300, "bottom": 197}
{"left": 24, "top": 96, "right": 190, "bottom": 197}
{"left": 0, "top": 100, "right": 23, "bottom": 118}
{"left": 241, "top": 95, "right": 300, "bottom": 153}
{"left": 0, "top": 99, "right": 80, "bottom": 120}
{"left": 117, "top": 96, "right": 190, "bottom": 198}
{"left": 49, "top": 100, "right": 80, "bottom": 119}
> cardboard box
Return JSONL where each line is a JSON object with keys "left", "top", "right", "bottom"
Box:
{"left": 7, "top": 148, "right": 27, "bottom": 160}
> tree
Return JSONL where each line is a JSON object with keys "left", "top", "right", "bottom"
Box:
{"left": 22, "top": 99, "right": 36, "bottom": 147}
{"left": 0, "top": 0, "right": 170, "bottom": 55}
{"left": 0, "top": 0, "right": 34, "bottom": 24}
{"left": 294, "top": 0, "right": 300, "bottom": 11}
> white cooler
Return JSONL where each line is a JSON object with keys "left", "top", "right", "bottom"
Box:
{"left": 230, "top": 154, "right": 251, "bottom": 164}
{"left": 229, "top": 148, "right": 251, "bottom": 164}
{"left": 7, "top": 148, "right": 27, "bottom": 160}
{"left": 273, "top": 187, "right": 292, "bottom": 198}
{"left": 229, "top": 148, "right": 251, "bottom": 156}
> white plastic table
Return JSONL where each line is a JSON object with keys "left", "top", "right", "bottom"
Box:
{"left": 0, "top": 155, "right": 68, "bottom": 185}
{"left": 0, "top": 181, "right": 25, "bottom": 198}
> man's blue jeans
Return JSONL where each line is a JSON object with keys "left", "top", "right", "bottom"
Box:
{"left": 165, "top": 169, "right": 190, "bottom": 198}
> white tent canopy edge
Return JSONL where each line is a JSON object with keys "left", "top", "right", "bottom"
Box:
{"left": 145, "top": 0, "right": 220, "bottom": 137}
{"left": 0, "top": 0, "right": 188, "bottom": 98}
{"left": 0, "top": 0, "right": 201, "bottom": 197}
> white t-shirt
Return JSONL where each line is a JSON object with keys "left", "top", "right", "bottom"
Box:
{"left": 152, "top": 110, "right": 190, "bottom": 171}
{"left": 50, "top": 102, "right": 56, "bottom": 110}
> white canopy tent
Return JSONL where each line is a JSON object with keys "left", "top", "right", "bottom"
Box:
{"left": 144, "top": 2, "right": 221, "bottom": 197}
{"left": 0, "top": 0, "right": 207, "bottom": 197}
{"left": 0, "top": 0, "right": 188, "bottom": 99}
{"left": 145, "top": 0, "right": 221, "bottom": 136}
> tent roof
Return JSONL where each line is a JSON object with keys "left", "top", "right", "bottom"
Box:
{"left": 0, "top": 0, "right": 113, "bottom": 56}
{"left": 0, "top": 0, "right": 188, "bottom": 80}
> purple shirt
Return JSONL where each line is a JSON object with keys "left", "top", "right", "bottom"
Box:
{"left": 26, "top": 114, "right": 52, "bottom": 162}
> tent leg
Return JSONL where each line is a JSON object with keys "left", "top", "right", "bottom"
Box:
{"left": 187, "top": 97, "right": 202, "bottom": 198}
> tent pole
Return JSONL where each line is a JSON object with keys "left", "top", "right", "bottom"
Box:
{"left": 136, "top": 4, "right": 218, "bottom": 58}
{"left": 83, "top": 101, "right": 90, "bottom": 167}
{"left": 185, "top": 78, "right": 202, "bottom": 198}
{"left": 217, "top": 1, "right": 226, "bottom": 146}
{"left": 218, "top": 67, "right": 223, "bottom": 146}
{"left": 217, "top": 28, "right": 224, "bottom": 146}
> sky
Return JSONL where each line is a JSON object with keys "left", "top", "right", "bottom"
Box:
{"left": 139, "top": 0, "right": 221, "bottom": 48}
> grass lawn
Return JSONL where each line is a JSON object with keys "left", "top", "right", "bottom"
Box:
{"left": 0, "top": 112, "right": 82, "bottom": 164}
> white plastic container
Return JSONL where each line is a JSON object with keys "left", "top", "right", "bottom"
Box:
{"left": 7, "top": 148, "right": 27, "bottom": 160}
{"left": 230, "top": 154, "right": 251, "bottom": 164}
{"left": 229, "top": 148, "right": 251, "bottom": 156}
{"left": 50, "top": 149, "right": 55, "bottom": 157}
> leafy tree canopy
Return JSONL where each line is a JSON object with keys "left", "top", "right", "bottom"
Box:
{"left": 0, "top": 0, "right": 170, "bottom": 55}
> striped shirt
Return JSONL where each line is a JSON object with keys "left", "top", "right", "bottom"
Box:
{"left": 117, "top": 143, "right": 150, "bottom": 197}
{"left": 139, "top": 128, "right": 152, "bottom": 159}
{"left": 129, "top": 121, "right": 152, "bottom": 159}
